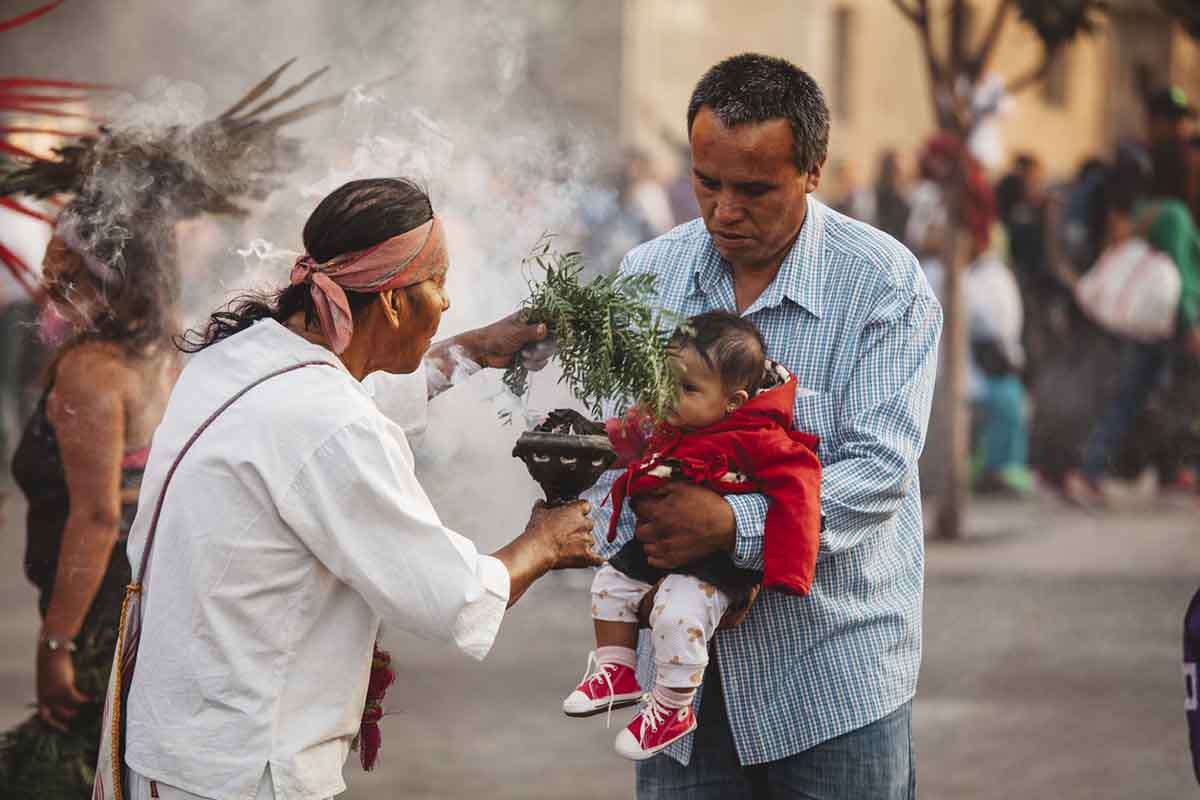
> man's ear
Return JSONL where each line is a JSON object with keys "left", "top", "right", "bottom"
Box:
{"left": 377, "top": 288, "right": 405, "bottom": 329}
{"left": 726, "top": 389, "right": 750, "bottom": 413}
{"left": 804, "top": 157, "right": 825, "bottom": 194}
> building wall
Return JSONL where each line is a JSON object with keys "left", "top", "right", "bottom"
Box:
{"left": 621, "top": 0, "right": 834, "bottom": 177}
{"left": 622, "top": 0, "right": 1193, "bottom": 184}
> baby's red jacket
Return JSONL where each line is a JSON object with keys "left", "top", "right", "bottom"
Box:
{"left": 605, "top": 370, "right": 822, "bottom": 596}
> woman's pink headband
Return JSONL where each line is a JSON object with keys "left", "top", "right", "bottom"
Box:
{"left": 290, "top": 216, "right": 447, "bottom": 354}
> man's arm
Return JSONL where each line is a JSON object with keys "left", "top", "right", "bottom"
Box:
{"left": 728, "top": 289, "right": 942, "bottom": 568}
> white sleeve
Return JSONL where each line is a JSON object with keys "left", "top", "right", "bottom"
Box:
{"left": 278, "top": 413, "right": 509, "bottom": 660}
{"left": 361, "top": 365, "right": 429, "bottom": 438}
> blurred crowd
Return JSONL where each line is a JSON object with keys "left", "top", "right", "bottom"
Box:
{"left": 823, "top": 84, "right": 1200, "bottom": 508}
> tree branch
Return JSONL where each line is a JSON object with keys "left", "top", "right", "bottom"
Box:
{"left": 949, "top": 0, "right": 969, "bottom": 80}
{"left": 891, "top": 0, "right": 921, "bottom": 23}
{"left": 892, "top": 0, "right": 956, "bottom": 128}
{"left": 969, "top": 0, "right": 1012, "bottom": 80}
{"left": 1006, "top": 46, "right": 1057, "bottom": 95}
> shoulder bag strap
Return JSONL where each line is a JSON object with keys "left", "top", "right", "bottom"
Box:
{"left": 107, "top": 358, "right": 337, "bottom": 800}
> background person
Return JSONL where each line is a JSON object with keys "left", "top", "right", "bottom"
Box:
{"left": 0, "top": 197, "right": 181, "bottom": 799}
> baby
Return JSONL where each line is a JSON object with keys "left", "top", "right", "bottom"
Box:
{"left": 563, "top": 310, "right": 822, "bottom": 760}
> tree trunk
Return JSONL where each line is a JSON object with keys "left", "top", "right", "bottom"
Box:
{"left": 933, "top": 227, "right": 971, "bottom": 540}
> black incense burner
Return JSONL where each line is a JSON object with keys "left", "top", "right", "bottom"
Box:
{"left": 513, "top": 409, "right": 617, "bottom": 506}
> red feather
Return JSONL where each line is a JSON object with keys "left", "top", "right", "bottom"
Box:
{"left": 0, "top": 0, "right": 66, "bottom": 34}
{"left": 0, "top": 103, "right": 91, "bottom": 119}
{"left": 0, "top": 140, "right": 46, "bottom": 160}
{"left": 0, "top": 197, "right": 54, "bottom": 224}
{"left": 0, "top": 242, "right": 42, "bottom": 300}
{"left": 0, "top": 92, "right": 87, "bottom": 105}
{"left": 0, "top": 77, "right": 110, "bottom": 91}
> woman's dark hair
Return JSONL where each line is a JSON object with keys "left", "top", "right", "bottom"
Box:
{"left": 686, "top": 53, "right": 830, "bottom": 174}
{"left": 178, "top": 178, "right": 433, "bottom": 352}
{"left": 670, "top": 310, "right": 767, "bottom": 397}
{"left": 55, "top": 194, "right": 179, "bottom": 354}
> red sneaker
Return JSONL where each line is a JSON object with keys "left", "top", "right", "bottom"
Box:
{"left": 614, "top": 694, "right": 697, "bottom": 760}
{"left": 562, "top": 653, "right": 644, "bottom": 719}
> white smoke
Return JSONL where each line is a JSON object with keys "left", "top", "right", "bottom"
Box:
{"left": 5, "top": 0, "right": 617, "bottom": 555}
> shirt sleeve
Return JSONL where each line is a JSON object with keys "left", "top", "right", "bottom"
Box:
{"left": 726, "top": 290, "right": 941, "bottom": 568}
{"left": 278, "top": 413, "right": 509, "bottom": 661}
{"left": 819, "top": 289, "right": 941, "bottom": 557}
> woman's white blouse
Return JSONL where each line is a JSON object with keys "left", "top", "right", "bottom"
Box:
{"left": 123, "top": 320, "right": 509, "bottom": 800}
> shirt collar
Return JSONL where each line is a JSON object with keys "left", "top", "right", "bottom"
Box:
{"left": 692, "top": 196, "right": 827, "bottom": 319}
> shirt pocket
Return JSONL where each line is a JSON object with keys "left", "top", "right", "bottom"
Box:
{"left": 792, "top": 390, "right": 840, "bottom": 459}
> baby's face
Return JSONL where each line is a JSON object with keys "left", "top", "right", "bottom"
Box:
{"left": 665, "top": 345, "right": 740, "bottom": 431}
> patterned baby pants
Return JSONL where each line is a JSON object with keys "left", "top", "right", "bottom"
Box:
{"left": 591, "top": 563, "right": 730, "bottom": 688}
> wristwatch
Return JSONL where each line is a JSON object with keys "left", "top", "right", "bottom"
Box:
{"left": 40, "top": 636, "right": 77, "bottom": 653}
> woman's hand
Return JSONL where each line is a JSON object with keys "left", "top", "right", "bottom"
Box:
{"left": 494, "top": 500, "right": 601, "bottom": 607}
{"left": 36, "top": 646, "right": 88, "bottom": 733}
{"left": 456, "top": 312, "right": 555, "bottom": 371}
{"left": 424, "top": 312, "right": 555, "bottom": 399}
{"left": 525, "top": 500, "right": 601, "bottom": 570}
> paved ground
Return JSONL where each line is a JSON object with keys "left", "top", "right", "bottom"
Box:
{"left": 1, "top": 487, "right": 1196, "bottom": 799}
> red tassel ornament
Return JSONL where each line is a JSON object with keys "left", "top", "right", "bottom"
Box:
{"left": 355, "top": 641, "right": 395, "bottom": 771}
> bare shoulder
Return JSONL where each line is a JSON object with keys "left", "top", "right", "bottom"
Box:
{"left": 49, "top": 342, "right": 138, "bottom": 417}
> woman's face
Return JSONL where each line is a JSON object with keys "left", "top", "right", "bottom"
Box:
{"left": 375, "top": 271, "right": 451, "bottom": 374}
{"left": 41, "top": 236, "right": 102, "bottom": 330}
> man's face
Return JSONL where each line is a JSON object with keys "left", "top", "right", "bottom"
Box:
{"left": 689, "top": 106, "right": 820, "bottom": 272}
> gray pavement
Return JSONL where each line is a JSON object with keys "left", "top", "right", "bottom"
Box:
{"left": 1, "top": 489, "right": 1196, "bottom": 799}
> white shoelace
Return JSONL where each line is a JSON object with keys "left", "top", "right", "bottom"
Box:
{"left": 578, "top": 650, "right": 634, "bottom": 728}
{"left": 635, "top": 692, "right": 673, "bottom": 743}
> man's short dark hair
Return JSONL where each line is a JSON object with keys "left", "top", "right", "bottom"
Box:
{"left": 687, "top": 53, "right": 830, "bottom": 174}
{"left": 671, "top": 310, "right": 766, "bottom": 397}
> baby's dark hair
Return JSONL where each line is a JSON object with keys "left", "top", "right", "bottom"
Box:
{"left": 670, "top": 310, "right": 766, "bottom": 396}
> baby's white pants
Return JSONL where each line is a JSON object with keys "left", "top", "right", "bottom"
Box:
{"left": 590, "top": 563, "right": 730, "bottom": 688}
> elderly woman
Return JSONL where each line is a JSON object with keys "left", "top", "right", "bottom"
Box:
{"left": 117, "top": 177, "right": 596, "bottom": 800}
{"left": 1, "top": 196, "right": 181, "bottom": 799}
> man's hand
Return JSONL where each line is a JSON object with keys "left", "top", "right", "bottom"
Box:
{"left": 632, "top": 482, "right": 736, "bottom": 570}
{"left": 456, "top": 312, "right": 554, "bottom": 370}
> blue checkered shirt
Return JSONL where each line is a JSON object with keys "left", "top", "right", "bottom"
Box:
{"left": 585, "top": 197, "right": 942, "bottom": 766}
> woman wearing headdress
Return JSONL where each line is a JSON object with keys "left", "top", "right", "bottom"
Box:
{"left": 0, "top": 196, "right": 181, "bottom": 797}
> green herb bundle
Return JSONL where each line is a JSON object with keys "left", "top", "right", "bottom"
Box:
{"left": 504, "top": 238, "right": 678, "bottom": 420}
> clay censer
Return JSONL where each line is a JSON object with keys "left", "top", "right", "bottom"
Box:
{"left": 513, "top": 409, "right": 617, "bottom": 506}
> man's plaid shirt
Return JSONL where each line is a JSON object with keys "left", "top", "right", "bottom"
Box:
{"left": 586, "top": 197, "right": 942, "bottom": 766}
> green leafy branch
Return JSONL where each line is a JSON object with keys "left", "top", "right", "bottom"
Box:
{"left": 503, "top": 236, "right": 678, "bottom": 420}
